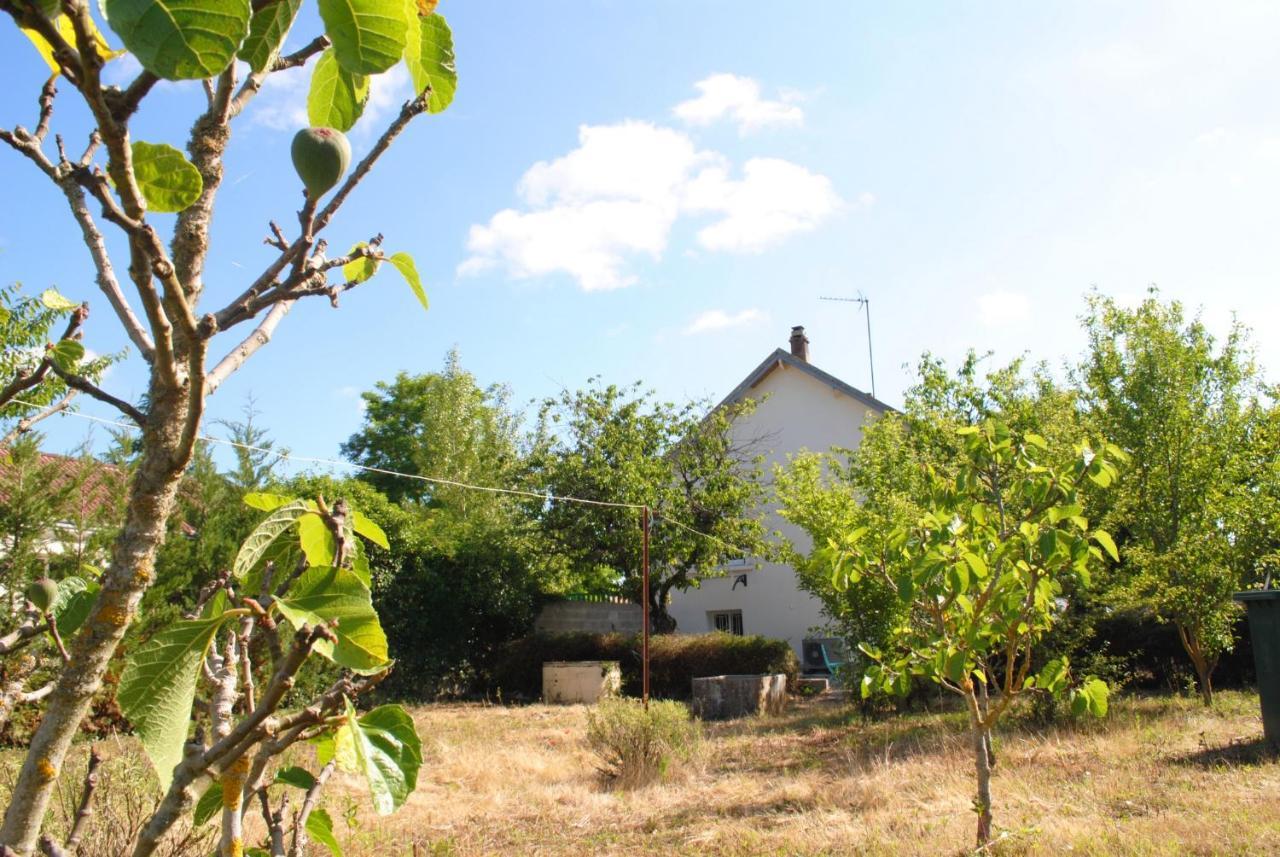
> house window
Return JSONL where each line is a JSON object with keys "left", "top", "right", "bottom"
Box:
{"left": 709, "top": 610, "right": 744, "bottom": 636}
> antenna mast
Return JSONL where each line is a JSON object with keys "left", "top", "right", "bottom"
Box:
{"left": 819, "top": 293, "right": 877, "bottom": 399}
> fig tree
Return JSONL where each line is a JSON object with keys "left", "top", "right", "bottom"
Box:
{"left": 25, "top": 577, "right": 57, "bottom": 613}
{"left": 291, "top": 127, "right": 352, "bottom": 200}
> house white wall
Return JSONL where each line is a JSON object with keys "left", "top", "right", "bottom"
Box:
{"left": 667, "top": 350, "right": 885, "bottom": 659}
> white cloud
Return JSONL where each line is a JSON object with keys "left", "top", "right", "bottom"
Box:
{"left": 461, "top": 199, "right": 676, "bottom": 291}
{"left": 1076, "top": 42, "right": 1162, "bottom": 83}
{"left": 684, "top": 158, "right": 842, "bottom": 253}
{"left": 356, "top": 64, "right": 412, "bottom": 136}
{"left": 518, "top": 122, "right": 716, "bottom": 206}
{"left": 673, "top": 73, "right": 804, "bottom": 134}
{"left": 460, "top": 113, "right": 845, "bottom": 290}
{"left": 248, "top": 65, "right": 309, "bottom": 131}
{"left": 683, "top": 308, "right": 768, "bottom": 335}
{"left": 976, "top": 291, "right": 1032, "bottom": 327}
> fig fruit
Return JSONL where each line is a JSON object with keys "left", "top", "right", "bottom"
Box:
{"left": 25, "top": 577, "right": 58, "bottom": 613}
{"left": 291, "top": 127, "right": 352, "bottom": 200}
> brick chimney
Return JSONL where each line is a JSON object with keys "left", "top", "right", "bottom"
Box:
{"left": 789, "top": 325, "right": 810, "bottom": 362}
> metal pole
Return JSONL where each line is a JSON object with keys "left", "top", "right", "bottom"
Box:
{"left": 819, "top": 294, "right": 877, "bottom": 399}
{"left": 863, "top": 297, "right": 876, "bottom": 399}
{"left": 641, "top": 505, "right": 651, "bottom": 710}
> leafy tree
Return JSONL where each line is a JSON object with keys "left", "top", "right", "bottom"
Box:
{"left": 0, "top": 1, "right": 456, "bottom": 851}
{"left": 1, "top": 282, "right": 118, "bottom": 446}
{"left": 339, "top": 355, "right": 550, "bottom": 694}
{"left": 777, "top": 352, "right": 1084, "bottom": 686}
{"left": 530, "top": 380, "right": 772, "bottom": 632}
{"left": 218, "top": 397, "right": 287, "bottom": 493}
{"left": 1078, "top": 291, "right": 1269, "bottom": 705}
{"left": 831, "top": 419, "right": 1123, "bottom": 848}
{"left": 341, "top": 350, "right": 525, "bottom": 517}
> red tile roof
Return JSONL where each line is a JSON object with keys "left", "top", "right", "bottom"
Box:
{"left": 0, "top": 450, "right": 127, "bottom": 522}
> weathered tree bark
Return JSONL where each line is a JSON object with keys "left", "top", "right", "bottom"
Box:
{"left": 650, "top": 577, "right": 679, "bottom": 634}
{"left": 972, "top": 721, "right": 994, "bottom": 847}
{"left": 0, "top": 383, "right": 193, "bottom": 855}
{"left": 1177, "top": 622, "right": 1216, "bottom": 707}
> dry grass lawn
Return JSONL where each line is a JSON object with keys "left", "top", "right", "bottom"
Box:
{"left": 6, "top": 690, "right": 1277, "bottom": 856}
{"left": 323, "top": 690, "right": 1279, "bottom": 857}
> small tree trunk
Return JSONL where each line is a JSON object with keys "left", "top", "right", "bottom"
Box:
{"left": 649, "top": 578, "right": 678, "bottom": 634}
{"left": 977, "top": 676, "right": 996, "bottom": 769}
{"left": 973, "top": 721, "right": 994, "bottom": 847}
{"left": 1176, "top": 622, "right": 1216, "bottom": 707}
{"left": 0, "top": 387, "right": 191, "bottom": 855}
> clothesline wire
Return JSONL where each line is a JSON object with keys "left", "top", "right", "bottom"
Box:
{"left": 7, "top": 398, "right": 753, "bottom": 556}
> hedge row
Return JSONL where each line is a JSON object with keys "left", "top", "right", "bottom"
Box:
{"left": 489, "top": 631, "right": 799, "bottom": 700}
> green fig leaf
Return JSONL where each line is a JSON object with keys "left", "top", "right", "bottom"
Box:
{"left": 40, "top": 289, "right": 79, "bottom": 311}
{"left": 275, "top": 566, "right": 390, "bottom": 674}
{"left": 318, "top": 0, "right": 406, "bottom": 75}
{"left": 118, "top": 615, "right": 231, "bottom": 789}
{"left": 130, "top": 141, "right": 204, "bottom": 213}
{"left": 403, "top": 10, "right": 456, "bottom": 113}
{"left": 239, "top": 0, "right": 301, "bottom": 73}
{"left": 105, "top": 0, "right": 251, "bottom": 81}
{"left": 387, "top": 252, "right": 427, "bottom": 311}
{"left": 308, "top": 48, "right": 370, "bottom": 132}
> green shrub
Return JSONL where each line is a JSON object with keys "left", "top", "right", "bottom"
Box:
{"left": 585, "top": 697, "right": 700, "bottom": 788}
{"left": 489, "top": 631, "right": 799, "bottom": 700}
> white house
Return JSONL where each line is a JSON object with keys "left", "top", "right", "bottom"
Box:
{"left": 667, "top": 326, "right": 893, "bottom": 665}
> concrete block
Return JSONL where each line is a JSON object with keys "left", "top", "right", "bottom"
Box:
{"left": 542, "top": 660, "right": 622, "bottom": 704}
{"left": 690, "top": 673, "right": 787, "bottom": 720}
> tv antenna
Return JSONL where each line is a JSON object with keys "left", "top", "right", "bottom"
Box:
{"left": 819, "top": 293, "right": 876, "bottom": 399}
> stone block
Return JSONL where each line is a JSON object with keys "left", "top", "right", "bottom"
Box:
{"left": 690, "top": 673, "right": 787, "bottom": 720}
{"left": 542, "top": 660, "right": 622, "bottom": 704}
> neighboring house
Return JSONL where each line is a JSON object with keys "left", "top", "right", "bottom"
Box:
{"left": 0, "top": 450, "right": 124, "bottom": 578}
{"left": 667, "top": 326, "right": 893, "bottom": 665}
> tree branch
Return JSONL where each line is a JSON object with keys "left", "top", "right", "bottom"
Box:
{"left": 48, "top": 364, "right": 147, "bottom": 427}
{"left": 1, "top": 391, "right": 79, "bottom": 447}
{"left": 229, "top": 35, "right": 331, "bottom": 119}
{"left": 209, "top": 91, "right": 429, "bottom": 338}
{"left": 0, "top": 1, "right": 82, "bottom": 85}
{"left": 114, "top": 71, "right": 159, "bottom": 122}
{"left": 0, "top": 302, "right": 88, "bottom": 411}
{"left": 288, "top": 759, "right": 335, "bottom": 857}
{"left": 0, "top": 77, "right": 159, "bottom": 363}
{"left": 131, "top": 624, "right": 335, "bottom": 857}
{"left": 63, "top": 747, "right": 101, "bottom": 854}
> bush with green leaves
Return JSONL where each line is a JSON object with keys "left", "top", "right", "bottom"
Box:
{"left": 831, "top": 419, "right": 1124, "bottom": 848}
{"left": 586, "top": 698, "right": 700, "bottom": 789}
{"left": 0, "top": 2, "right": 456, "bottom": 852}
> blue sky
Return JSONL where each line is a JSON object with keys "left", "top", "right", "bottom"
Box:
{"left": 3, "top": 1, "right": 1279, "bottom": 472}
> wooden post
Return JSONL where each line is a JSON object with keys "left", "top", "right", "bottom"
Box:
{"left": 641, "top": 505, "right": 650, "bottom": 710}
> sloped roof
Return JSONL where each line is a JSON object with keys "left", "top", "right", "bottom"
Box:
{"left": 717, "top": 348, "right": 898, "bottom": 414}
{"left": 0, "top": 451, "right": 126, "bottom": 522}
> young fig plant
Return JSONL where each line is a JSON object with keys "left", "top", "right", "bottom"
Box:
{"left": 829, "top": 419, "right": 1125, "bottom": 849}
{"left": 1, "top": 1, "right": 455, "bottom": 851}
{"left": 115, "top": 492, "right": 417, "bottom": 857}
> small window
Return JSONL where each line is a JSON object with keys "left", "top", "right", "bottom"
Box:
{"left": 709, "top": 610, "right": 744, "bottom": 636}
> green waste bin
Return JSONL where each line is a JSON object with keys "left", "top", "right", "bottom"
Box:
{"left": 1234, "top": 589, "right": 1280, "bottom": 749}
